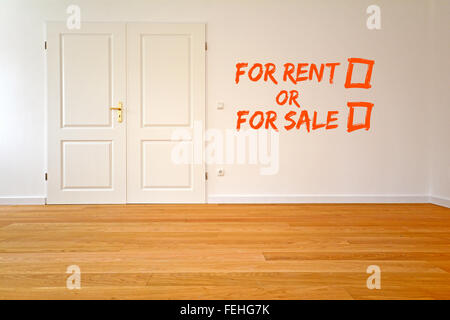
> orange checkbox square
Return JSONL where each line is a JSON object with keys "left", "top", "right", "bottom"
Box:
{"left": 347, "top": 102, "right": 374, "bottom": 132}
{"left": 345, "top": 58, "right": 375, "bottom": 89}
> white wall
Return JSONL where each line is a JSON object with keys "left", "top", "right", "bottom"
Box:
{"left": 429, "top": 0, "right": 450, "bottom": 207}
{"left": 0, "top": 0, "right": 446, "bottom": 204}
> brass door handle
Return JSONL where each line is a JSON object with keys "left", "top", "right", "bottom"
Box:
{"left": 110, "top": 102, "right": 123, "bottom": 123}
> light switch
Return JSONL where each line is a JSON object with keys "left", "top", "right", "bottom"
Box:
{"left": 217, "top": 102, "right": 224, "bottom": 110}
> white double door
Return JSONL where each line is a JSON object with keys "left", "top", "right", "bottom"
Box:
{"left": 47, "top": 23, "right": 205, "bottom": 204}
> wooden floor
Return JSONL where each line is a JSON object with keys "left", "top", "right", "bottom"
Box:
{"left": 0, "top": 203, "right": 449, "bottom": 300}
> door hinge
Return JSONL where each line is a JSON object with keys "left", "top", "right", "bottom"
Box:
{"left": 45, "top": 173, "right": 48, "bottom": 181}
{"left": 205, "top": 172, "right": 208, "bottom": 180}
{"left": 44, "top": 41, "right": 47, "bottom": 50}
{"left": 205, "top": 42, "right": 207, "bottom": 51}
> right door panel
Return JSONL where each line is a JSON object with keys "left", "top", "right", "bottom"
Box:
{"left": 126, "top": 23, "right": 206, "bottom": 203}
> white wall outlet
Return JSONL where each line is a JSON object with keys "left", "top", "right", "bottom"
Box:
{"left": 217, "top": 102, "right": 224, "bottom": 110}
{"left": 217, "top": 168, "right": 225, "bottom": 176}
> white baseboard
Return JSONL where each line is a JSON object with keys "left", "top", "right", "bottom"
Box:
{"left": 0, "top": 194, "right": 446, "bottom": 207}
{"left": 0, "top": 196, "right": 46, "bottom": 205}
{"left": 430, "top": 196, "right": 450, "bottom": 208}
{"left": 208, "top": 194, "right": 430, "bottom": 204}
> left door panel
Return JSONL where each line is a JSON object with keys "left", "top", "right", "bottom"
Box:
{"left": 47, "top": 23, "right": 127, "bottom": 204}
